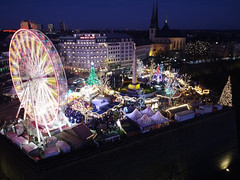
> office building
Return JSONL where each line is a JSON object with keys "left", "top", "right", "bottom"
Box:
{"left": 37, "top": 24, "right": 43, "bottom": 31}
{"left": 58, "top": 33, "right": 134, "bottom": 72}
{"left": 20, "top": 20, "right": 37, "bottom": 29}
{"left": 60, "top": 22, "right": 66, "bottom": 32}
{"left": 0, "top": 53, "right": 12, "bottom": 93}
{"left": 48, "top": 24, "right": 54, "bottom": 32}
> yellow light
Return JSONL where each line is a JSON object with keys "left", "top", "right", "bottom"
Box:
{"left": 226, "top": 168, "right": 230, "bottom": 172}
{"left": 44, "top": 65, "right": 54, "bottom": 74}
{"left": 128, "top": 83, "right": 140, "bottom": 90}
{"left": 220, "top": 155, "right": 231, "bottom": 170}
{"left": 193, "top": 86, "right": 210, "bottom": 95}
{"left": 46, "top": 77, "right": 57, "bottom": 86}
{"left": 166, "top": 104, "right": 190, "bottom": 112}
{"left": 203, "top": 89, "right": 209, "bottom": 95}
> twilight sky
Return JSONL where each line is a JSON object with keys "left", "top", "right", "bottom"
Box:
{"left": 0, "top": 0, "right": 239, "bottom": 30}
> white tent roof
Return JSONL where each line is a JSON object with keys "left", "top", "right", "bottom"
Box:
{"left": 136, "top": 114, "right": 155, "bottom": 128}
{"left": 149, "top": 111, "right": 168, "bottom": 124}
{"left": 126, "top": 108, "right": 142, "bottom": 121}
{"left": 140, "top": 106, "right": 155, "bottom": 117}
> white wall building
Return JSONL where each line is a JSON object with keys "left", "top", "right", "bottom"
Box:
{"left": 106, "top": 33, "right": 134, "bottom": 69}
{"left": 58, "top": 33, "right": 134, "bottom": 72}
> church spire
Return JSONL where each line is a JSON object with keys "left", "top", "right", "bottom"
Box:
{"left": 151, "top": 1, "right": 155, "bottom": 21}
{"left": 165, "top": 12, "right": 168, "bottom": 24}
{"left": 155, "top": 0, "right": 159, "bottom": 29}
{"left": 150, "top": 1, "right": 159, "bottom": 29}
{"left": 162, "top": 11, "right": 170, "bottom": 32}
{"left": 150, "top": 1, "right": 155, "bottom": 28}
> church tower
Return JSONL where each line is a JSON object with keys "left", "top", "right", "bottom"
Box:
{"left": 162, "top": 13, "right": 170, "bottom": 32}
{"left": 149, "top": 1, "right": 159, "bottom": 41}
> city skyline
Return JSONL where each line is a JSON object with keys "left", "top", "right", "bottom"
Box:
{"left": 0, "top": 0, "right": 240, "bottom": 30}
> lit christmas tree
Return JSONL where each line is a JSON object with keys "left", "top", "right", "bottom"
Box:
{"left": 86, "top": 63, "right": 99, "bottom": 85}
{"left": 218, "top": 76, "right": 232, "bottom": 107}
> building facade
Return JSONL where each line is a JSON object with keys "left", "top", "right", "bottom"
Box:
{"left": 59, "top": 22, "right": 66, "bottom": 32}
{"left": 106, "top": 33, "right": 134, "bottom": 69}
{"left": 48, "top": 24, "right": 54, "bottom": 32}
{"left": 0, "top": 53, "right": 12, "bottom": 94}
{"left": 135, "top": 44, "right": 152, "bottom": 61}
{"left": 149, "top": 2, "right": 186, "bottom": 55}
{"left": 58, "top": 33, "right": 134, "bottom": 72}
{"left": 37, "top": 24, "right": 43, "bottom": 31}
{"left": 20, "top": 20, "right": 37, "bottom": 29}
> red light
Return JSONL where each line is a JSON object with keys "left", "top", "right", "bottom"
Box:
{"left": 3, "top": 30, "right": 17, "bottom": 33}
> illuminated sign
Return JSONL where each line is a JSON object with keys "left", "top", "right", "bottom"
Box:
{"left": 80, "top": 36, "right": 95, "bottom": 39}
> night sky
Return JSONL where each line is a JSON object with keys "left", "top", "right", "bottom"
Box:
{"left": 0, "top": 0, "right": 240, "bottom": 30}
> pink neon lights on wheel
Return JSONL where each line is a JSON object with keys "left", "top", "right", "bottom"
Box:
{"left": 9, "top": 29, "right": 68, "bottom": 132}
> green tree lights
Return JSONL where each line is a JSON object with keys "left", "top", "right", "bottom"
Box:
{"left": 86, "top": 63, "right": 99, "bottom": 85}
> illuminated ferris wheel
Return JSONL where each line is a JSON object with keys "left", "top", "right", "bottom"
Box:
{"left": 9, "top": 29, "right": 68, "bottom": 141}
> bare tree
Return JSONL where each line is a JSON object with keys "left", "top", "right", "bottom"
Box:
{"left": 97, "top": 70, "right": 110, "bottom": 95}
{"left": 149, "top": 60, "right": 156, "bottom": 81}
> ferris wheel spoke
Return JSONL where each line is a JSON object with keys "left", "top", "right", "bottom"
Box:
{"left": 41, "top": 114, "right": 51, "bottom": 137}
{"left": 9, "top": 63, "right": 19, "bottom": 74}
{"left": 12, "top": 39, "right": 22, "bottom": 57}
{"left": 38, "top": 62, "right": 53, "bottom": 78}
{"left": 25, "top": 31, "right": 31, "bottom": 50}
{"left": 42, "top": 81, "right": 58, "bottom": 105}
{"left": 44, "top": 77, "right": 57, "bottom": 86}
{"left": 32, "top": 41, "right": 42, "bottom": 70}
{"left": 36, "top": 80, "right": 56, "bottom": 105}
{"left": 36, "top": 85, "right": 54, "bottom": 129}
{"left": 40, "top": 89, "right": 58, "bottom": 122}
{"left": 11, "top": 44, "right": 21, "bottom": 60}
{"left": 41, "top": 53, "right": 52, "bottom": 72}
{"left": 44, "top": 83, "right": 57, "bottom": 95}
{"left": 26, "top": 50, "right": 35, "bottom": 70}
{"left": 22, "top": 38, "right": 35, "bottom": 70}
{"left": 17, "top": 55, "right": 32, "bottom": 70}
{"left": 14, "top": 36, "right": 24, "bottom": 54}
{"left": 35, "top": 42, "right": 42, "bottom": 66}
{"left": 9, "top": 48, "right": 18, "bottom": 60}
{"left": 20, "top": 47, "right": 33, "bottom": 71}
{"left": 43, "top": 63, "right": 55, "bottom": 76}
{"left": 19, "top": 76, "right": 30, "bottom": 82}
{"left": 19, "top": 82, "right": 29, "bottom": 104}
{"left": 18, "top": 33, "right": 27, "bottom": 56}
{"left": 17, "top": 63, "right": 31, "bottom": 75}
{"left": 30, "top": 37, "right": 36, "bottom": 60}
{"left": 37, "top": 52, "right": 48, "bottom": 72}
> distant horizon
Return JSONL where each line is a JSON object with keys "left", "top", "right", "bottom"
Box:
{"left": 1, "top": 0, "right": 240, "bottom": 30}
{"left": 1, "top": 26, "right": 240, "bottom": 32}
